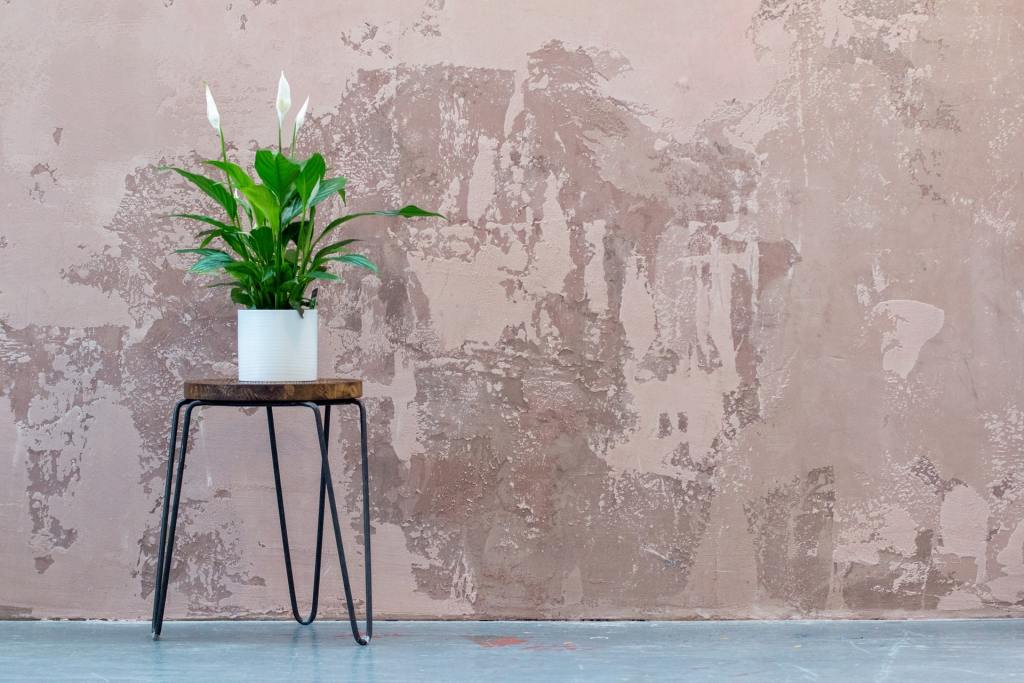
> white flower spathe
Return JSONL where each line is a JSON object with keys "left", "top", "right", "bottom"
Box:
{"left": 276, "top": 71, "right": 292, "bottom": 127}
{"left": 294, "top": 96, "right": 310, "bottom": 134}
{"left": 205, "top": 84, "right": 220, "bottom": 132}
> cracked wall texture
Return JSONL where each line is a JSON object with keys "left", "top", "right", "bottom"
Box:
{"left": 2, "top": 0, "right": 1024, "bottom": 620}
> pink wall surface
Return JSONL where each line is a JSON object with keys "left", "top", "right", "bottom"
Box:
{"left": 1, "top": 0, "right": 1023, "bottom": 620}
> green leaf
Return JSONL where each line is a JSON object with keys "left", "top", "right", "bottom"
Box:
{"left": 224, "top": 260, "right": 262, "bottom": 278}
{"left": 392, "top": 205, "right": 448, "bottom": 219}
{"left": 168, "top": 167, "right": 237, "bottom": 221}
{"left": 299, "top": 207, "right": 317, "bottom": 255}
{"left": 235, "top": 193, "right": 254, "bottom": 225}
{"left": 248, "top": 226, "right": 276, "bottom": 264}
{"left": 281, "top": 197, "right": 304, "bottom": 224}
{"left": 191, "top": 256, "right": 235, "bottom": 274}
{"left": 174, "top": 248, "right": 228, "bottom": 256}
{"left": 238, "top": 184, "right": 281, "bottom": 232}
{"left": 327, "top": 253, "right": 378, "bottom": 273}
{"left": 170, "top": 213, "right": 235, "bottom": 231}
{"left": 183, "top": 216, "right": 246, "bottom": 252}
{"left": 281, "top": 222, "right": 302, "bottom": 246}
{"left": 310, "top": 176, "right": 346, "bottom": 208}
{"left": 307, "top": 270, "right": 341, "bottom": 281}
{"left": 230, "top": 288, "right": 253, "bottom": 307}
{"left": 312, "top": 205, "right": 445, "bottom": 247}
{"left": 295, "top": 153, "right": 326, "bottom": 206}
{"left": 312, "top": 239, "right": 360, "bottom": 264}
{"left": 254, "top": 150, "right": 301, "bottom": 203}
{"left": 218, "top": 230, "right": 251, "bottom": 258}
{"left": 184, "top": 250, "right": 235, "bottom": 273}
{"left": 204, "top": 160, "right": 254, "bottom": 189}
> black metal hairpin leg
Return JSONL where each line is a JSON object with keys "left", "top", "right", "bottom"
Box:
{"left": 152, "top": 400, "right": 199, "bottom": 639}
{"left": 354, "top": 400, "right": 373, "bottom": 639}
{"left": 304, "top": 401, "right": 372, "bottom": 645}
{"left": 151, "top": 399, "right": 188, "bottom": 633}
{"left": 267, "top": 406, "right": 328, "bottom": 625}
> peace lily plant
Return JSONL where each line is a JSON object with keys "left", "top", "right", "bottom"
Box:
{"left": 169, "top": 72, "right": 443, "bottom": 382}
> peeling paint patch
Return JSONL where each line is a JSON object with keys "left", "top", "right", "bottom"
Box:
{"left": 745, "top": 468, "right": 835, "bottom": 613}
{"left": 873, "top": 300, "right": 944, "bottom": 380}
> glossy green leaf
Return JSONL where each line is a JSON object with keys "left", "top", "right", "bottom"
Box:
{"left": 238, "top": 184, "right": 280, "bottom": 232}
{"left": 313, "top": 206, "right": 446, "bottom": 247}
{"left": 217, "top": 230, "right": 250, "bottom": 258}
{"left": 392, "top": 205, "right": 447, "bottom": 219}
{"left": 295, "top": 153, "right": 326, "bottom": 206}
{"left": 224, "top": 260, "right": 262, "bottom": 280}
{"left": 310, "top": 176, "right": 346, "bottom": 208}
{"left": 204, "top": 160, "right": 254, "bottom": 189}
{"left": 327, "top": 253, "right": 378, "bottom": 273}
{"left": 254, "top": 150, "right": 301, "bottom": 203}
{"left": 248, "top": 226, "right": 276, "bottom": 264}
{"left": 299, "top": 207, "right": 317, "bottom": 255}
{"left": 308, "top": 270, "right": 341, "bottom": 281}
{"left": 170, "top": 213, "right": 235, "bottom": 231}
{"left": 312, "top": 239, "right": 359, "bottom": 264}
{"left": 175, "top": 247, "right": 228, "bottom": 257}
{"left": 182, "top": 250, "right": 235, "bottom": 273}
{"left": 281, "top": 196, "right": 304, "bottom": 224}
{"left": 281, "top": 222, "right": 302, "bottom": 246}
{"left": 230, "top": 288, "right": 253, "bottom": 307}
{"left": 168, "top": 167, "right": 237, "bottom": 221}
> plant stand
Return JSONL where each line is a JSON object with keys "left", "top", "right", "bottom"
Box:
{"left": 150, "top": 378, "right": 372, "bottom": 645}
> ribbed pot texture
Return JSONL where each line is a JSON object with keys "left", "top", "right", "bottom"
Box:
{"left": 237, "top": 309, "right": 318, "bottom": 382}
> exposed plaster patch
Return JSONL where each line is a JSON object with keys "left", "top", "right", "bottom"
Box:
{"left": 987, "top": 519, "right": 1024, "bottom": 604}
{"left": 872, "top": 299, "right": 944, "bottom": 379}
{"left": 939, "top": 484, "right": 990, "bottom": 583}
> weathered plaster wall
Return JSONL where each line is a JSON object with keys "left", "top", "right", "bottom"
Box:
{"left": 1, "top": 0, "right": 1023, "bottom": 620}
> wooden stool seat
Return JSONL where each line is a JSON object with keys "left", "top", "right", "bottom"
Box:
{"left": 183, "top": 378, "right": 362, "bottom": 402}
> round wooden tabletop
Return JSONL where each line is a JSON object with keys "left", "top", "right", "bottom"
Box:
{"left": 183, "top": 378, "right": 363, "bottom": 402}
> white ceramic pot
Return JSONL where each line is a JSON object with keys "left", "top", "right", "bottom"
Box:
{"left": 237, "top": 309, "right": 318, "bottom": 382}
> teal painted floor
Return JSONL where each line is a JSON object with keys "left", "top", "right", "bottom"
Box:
{"left": 0, "top": 619, "right": 1022, "bottom": 681}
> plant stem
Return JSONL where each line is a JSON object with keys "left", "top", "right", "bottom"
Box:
{"left": 298, "top": 205, "right": 315, "bottom": 277}
{"left": 218, "top": 129, "right": 239, "bottom": 229}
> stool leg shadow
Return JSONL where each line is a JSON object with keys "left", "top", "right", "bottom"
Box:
{"left": 303, "top": 401, "right": 372, "bottom": 646}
